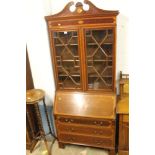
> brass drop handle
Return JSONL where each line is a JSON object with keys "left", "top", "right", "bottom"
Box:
{"left": 65, "top": 118, "right": 69, "bottom": 122}
{"left": 94, "top": 121, "right": 97, "bottom": 125}
{"left": 94, "top": 130, "right": 97, "bottom": 134}
{"left": 70, "top": 119, "right": 74, "bottom": 123}
{"left": 97, "top": 142, "right": 101, "bottom": 145}
{"left": 100, "top": 121, "right": 103, "bottom": 125}
{"left": 95, "top": 140, "right": 102, "bottom": 145}
{"left": 70, "top": 127, "right": 74, "bottom": 132}
{"left": 78, "top": 20, "right": 84, "bottom": 24}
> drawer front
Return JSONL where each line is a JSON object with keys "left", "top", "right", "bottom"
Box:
{"left": 57, "top": 116, "right": 113, "bottom": 127}
{"left": 119, "top": 121, "right": 129, "bottom": 150}
{"left": 59, "top": 133, "right": 114, "bottom": 148}
{"left": 48, "top": 18, "right": 115, "bottom": 28}
{"left": 57, "top": 123, "right": 114, "bottom": 137}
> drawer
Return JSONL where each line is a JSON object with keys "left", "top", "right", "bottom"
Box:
{"left": 56, "top": 116, "right": 114, "bottom": 127}
{"left": 48, "top": 18, "right": 115, "bottom": 28}
{"left": 59, "top": 133, "right": 114, "bottom": 148}
{"left": 57, "top": 123, "right": 114, "bottom": 137}
{"left": 119, "top": 117, "right": 129, "bottom": 150}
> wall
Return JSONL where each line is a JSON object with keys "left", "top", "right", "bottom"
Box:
{"left": 27, "top": 0, "right": 54, "bottom": 105}
{"left": 27, "top": 0, "right": 129, "bottom": 105}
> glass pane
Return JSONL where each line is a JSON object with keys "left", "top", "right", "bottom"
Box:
{"left": 85, "top": 29, "right": 113, "bottom": 90}
{"left": 53, "top": 31, "right": 81, "bottom": 89}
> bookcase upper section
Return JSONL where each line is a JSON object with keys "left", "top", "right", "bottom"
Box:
{"left": 45, "top": 1, "right": 119, "bottom": 92}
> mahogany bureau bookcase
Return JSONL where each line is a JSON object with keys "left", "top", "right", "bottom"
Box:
{"left": 45, "top": 1, "right": 119, "bottom": 154}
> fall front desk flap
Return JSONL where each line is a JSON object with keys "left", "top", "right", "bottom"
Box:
{"left": 54, "top": 91, "right": 116, "bottom": 119}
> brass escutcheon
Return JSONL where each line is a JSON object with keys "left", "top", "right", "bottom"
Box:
{"left": 78, "top": 20, "right": 84, "bottom": 24}
{"left": 58, "top": 97, "right": 61, "bottom": 100}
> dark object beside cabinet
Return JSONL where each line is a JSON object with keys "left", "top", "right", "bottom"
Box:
{"left": 26, "top": 49, "right": 39, "bottom": 150}
{"left": 117, "top": 72, "right": 129, "bottom": 155}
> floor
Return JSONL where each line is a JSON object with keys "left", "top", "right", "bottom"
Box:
{"left": 26, "top": 137, "right": 110, "bottom": 155}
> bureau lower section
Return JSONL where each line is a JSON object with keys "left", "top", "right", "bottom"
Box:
{"left": 55, "top": 116, "right": 116, "bottom": 150}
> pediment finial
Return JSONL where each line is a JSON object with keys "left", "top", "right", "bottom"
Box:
{"left": 45, "top": 0, "right": 119, "bottom": 20}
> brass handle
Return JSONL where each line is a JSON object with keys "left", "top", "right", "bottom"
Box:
{"left": 95, "top": 140, "right": 102, "bottom": 145}
{"left": 94, "top": 130, "right": 97, "bottom": 134}
{"left": 97, "top": 142, "right": 101, "bottom": 145}
{"left": 94, "top": 121, "right": 97, "bottom": 124}
{"left": 65, "top": 119, "right": 68, "bottom": 122}
{"left": 78, "top": 20, "right": 84, "bottom": 24}
{"left": 70, "top": 119, "right": 74, "bottom": 123}
{"left": 100, "top": 121, "right": 103, "bottom": 125}
{"left": 70, "top": 127, "right": 74, "bottom": 132}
